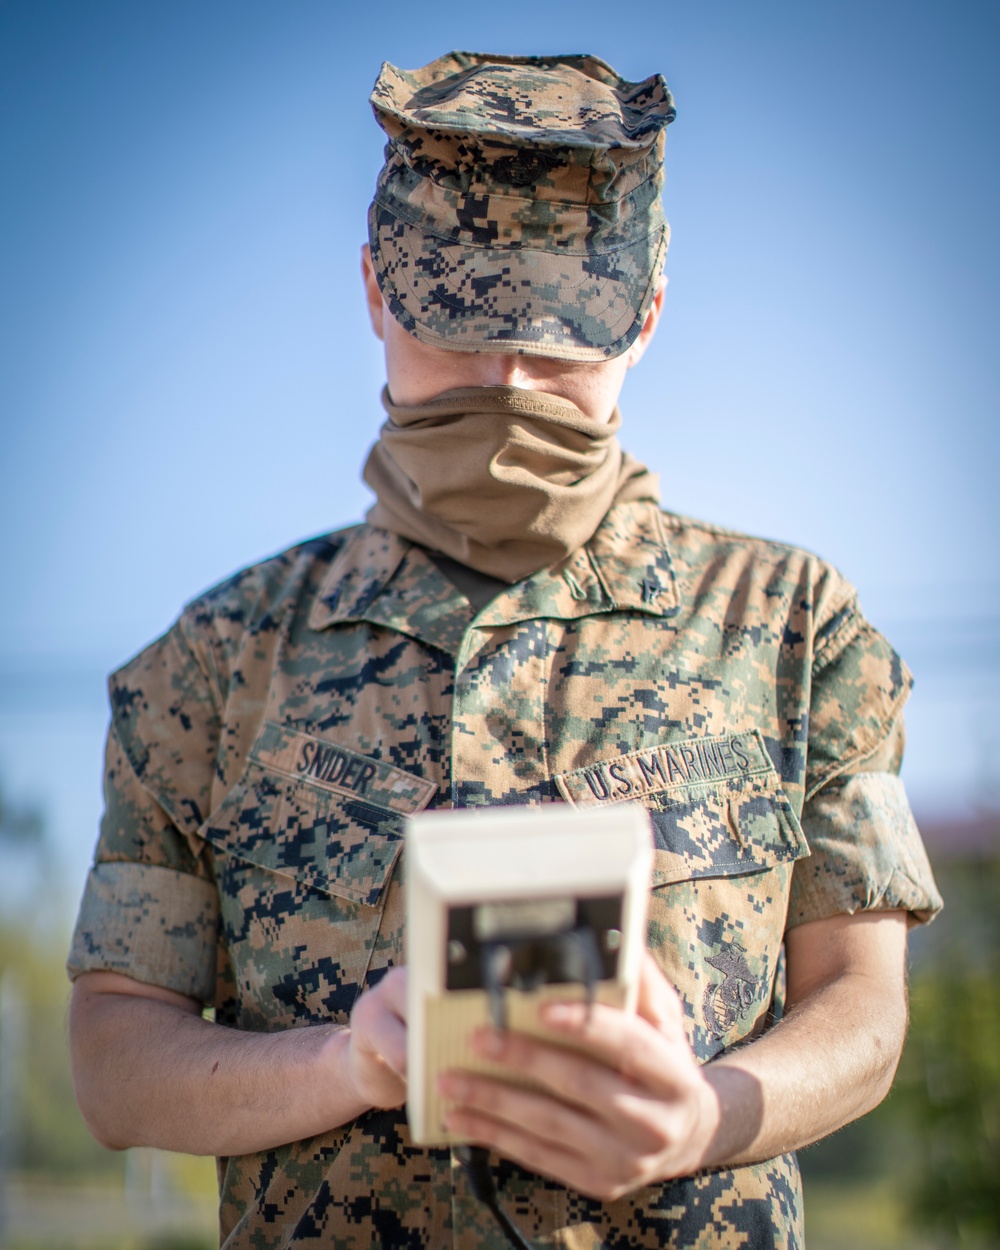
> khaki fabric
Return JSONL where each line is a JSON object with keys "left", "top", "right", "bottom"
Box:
{"left": 68, "top": 501, "right": 941, "bottom": 1249}
{"left": 364, "top": 386, "right": 659, "bottom": 580}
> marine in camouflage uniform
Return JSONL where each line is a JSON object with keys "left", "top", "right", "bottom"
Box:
{"left": 68, "top": 53, "right": 941, "bottom": 1250}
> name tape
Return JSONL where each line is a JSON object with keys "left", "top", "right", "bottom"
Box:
{"left": 252, "top": 721, "right": 437, "bottom": 814}
{"left": 555, "top": 731, "right": 772, "bottom": 807}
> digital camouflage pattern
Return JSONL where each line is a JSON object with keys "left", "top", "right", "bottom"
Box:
{"left": 69, "top": 500, "right": 941, "bottom": 1249}
{"left": 368, "top": 53, "right": 675, "bottom": 362}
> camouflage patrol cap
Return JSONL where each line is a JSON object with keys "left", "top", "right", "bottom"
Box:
{"left": 368, "top": 51, "right": 676, "bottom": 361}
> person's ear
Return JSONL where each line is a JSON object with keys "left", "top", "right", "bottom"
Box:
{"left": 625, "top": 277, "right": 667, "bottom": 369}
{"left": 360, "top": 244, "right": 385, "bottom": 342}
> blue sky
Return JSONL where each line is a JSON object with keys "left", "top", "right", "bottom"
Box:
{"left": 1, "top": 0, "right": 998, "bottom": 911}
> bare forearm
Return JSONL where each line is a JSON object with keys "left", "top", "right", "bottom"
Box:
{"left": 70, "top": 989, "right": 369, "bottom": 1156}
{"left": 701, "top": 961, "right": 908, "bottom": 1169}
{"left": 70, "top": 969, "right": 409, "bottom": 1157}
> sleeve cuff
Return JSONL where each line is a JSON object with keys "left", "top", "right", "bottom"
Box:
{"left": 788, "top": 772, "right": 943, "bottom": 928}
{"left": 67, "top": 861, "right": 219, "bottom": 1004}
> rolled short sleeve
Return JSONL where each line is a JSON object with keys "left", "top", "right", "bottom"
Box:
{"left": 804, "top": 597, "right": 912, "bottom": 801}
{"left": 67, "top": 861, "right": 218, "bottom": 1002}
{"left": 789, "top": 591, "right": 942, "bottom": 929}
{"left": 788, "top": 768, "right": 943, "bottom": 927}
{"left": 67, "top": 619, "right": 222, "bottom": 1003}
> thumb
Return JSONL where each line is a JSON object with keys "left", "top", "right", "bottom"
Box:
{"left": 636, "top": 951, "right": 686, "bottom": 1038}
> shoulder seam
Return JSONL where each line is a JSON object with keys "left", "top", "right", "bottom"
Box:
{"left": 180, "top": 530, "right": 354, "bottom": 617}
{"left": 657, "top": 508, "right": 819, "bottom": 558}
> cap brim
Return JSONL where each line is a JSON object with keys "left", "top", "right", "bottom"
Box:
{"left": 369, "top": 203, "right": 667, "bottom": 362}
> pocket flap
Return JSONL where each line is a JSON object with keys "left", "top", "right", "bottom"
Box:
{"left": 650, "top": 782, "right": 808, "bottom": 887}
{"left": 201, "top": 722, "right": 437, "bottom": 906}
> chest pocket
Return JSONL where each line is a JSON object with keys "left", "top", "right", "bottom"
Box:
{"left": 555, "top": 728, "right": 806, "bottom": 876}
{"left": 200, "top": 721, "right": 436, "bottom": 1030}
{"left": 646, "top": 776, "right": 806, "bottom": 884}
{"left": 555, "top": 730, "right": 808, "bottom": 1058}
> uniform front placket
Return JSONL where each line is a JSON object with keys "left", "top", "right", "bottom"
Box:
{"left": 321, "top": 517, "right": 680, "bottom": 1246}
{"left": 446, "top": 614, "right": 554, "bottom": 1246}
{"left": 440, "top": 511, "right": 680, "bottom": 1246}
{"left": 450, "top": 615, "right": 554, "bottom": 808}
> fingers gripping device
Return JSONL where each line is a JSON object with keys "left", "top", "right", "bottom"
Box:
{"left": 405, "top": 803, "right": 653, "bottom": 1146}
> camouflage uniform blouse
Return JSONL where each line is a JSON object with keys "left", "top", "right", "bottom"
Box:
{"left": 69, "top": 501, "right": 941, "bottom": 1250}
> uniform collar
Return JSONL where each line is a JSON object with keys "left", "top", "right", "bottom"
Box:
{"left": 308, "top": 525, "right": 473, "bottom": 653}
{"left": 308, "top": 501, "right": 680, "bottom": 654}
{"left": 476, "top": 500, "right": 680, "bottom": 627}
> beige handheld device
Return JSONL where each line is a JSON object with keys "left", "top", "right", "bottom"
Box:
{"left": 405, "top": 803, "right": 653, "bottom": 1146}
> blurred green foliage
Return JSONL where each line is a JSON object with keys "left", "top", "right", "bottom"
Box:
{"left": 0, "top": 926, "right": 123, "bottom": 1180}
{"left": 892, "top": 855, "right": 1000, "bottom": 1246}
{"left": 0, "top": 772, "right": 121, "bottom": 1182}
{"left": 801, "top": 850, "right": 1000, "bottom": 1249}
{"left": 0, "top": 778, "right": 216, "bottom": 1247}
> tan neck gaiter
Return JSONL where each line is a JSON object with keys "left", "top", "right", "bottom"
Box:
{"left": 363, "top": 386, "right": 659, "bottom": 582}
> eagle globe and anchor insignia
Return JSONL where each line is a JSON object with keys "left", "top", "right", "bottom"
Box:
{"left": 704, "top": 942, "right": 761, "bottom": 1036}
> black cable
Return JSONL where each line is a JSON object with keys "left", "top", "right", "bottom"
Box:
{"left": 464, "top": 926, "right": 606, "bottom": 1247}
{"left": 457, "top": 1145, "right": 537, "bottom": 1250}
